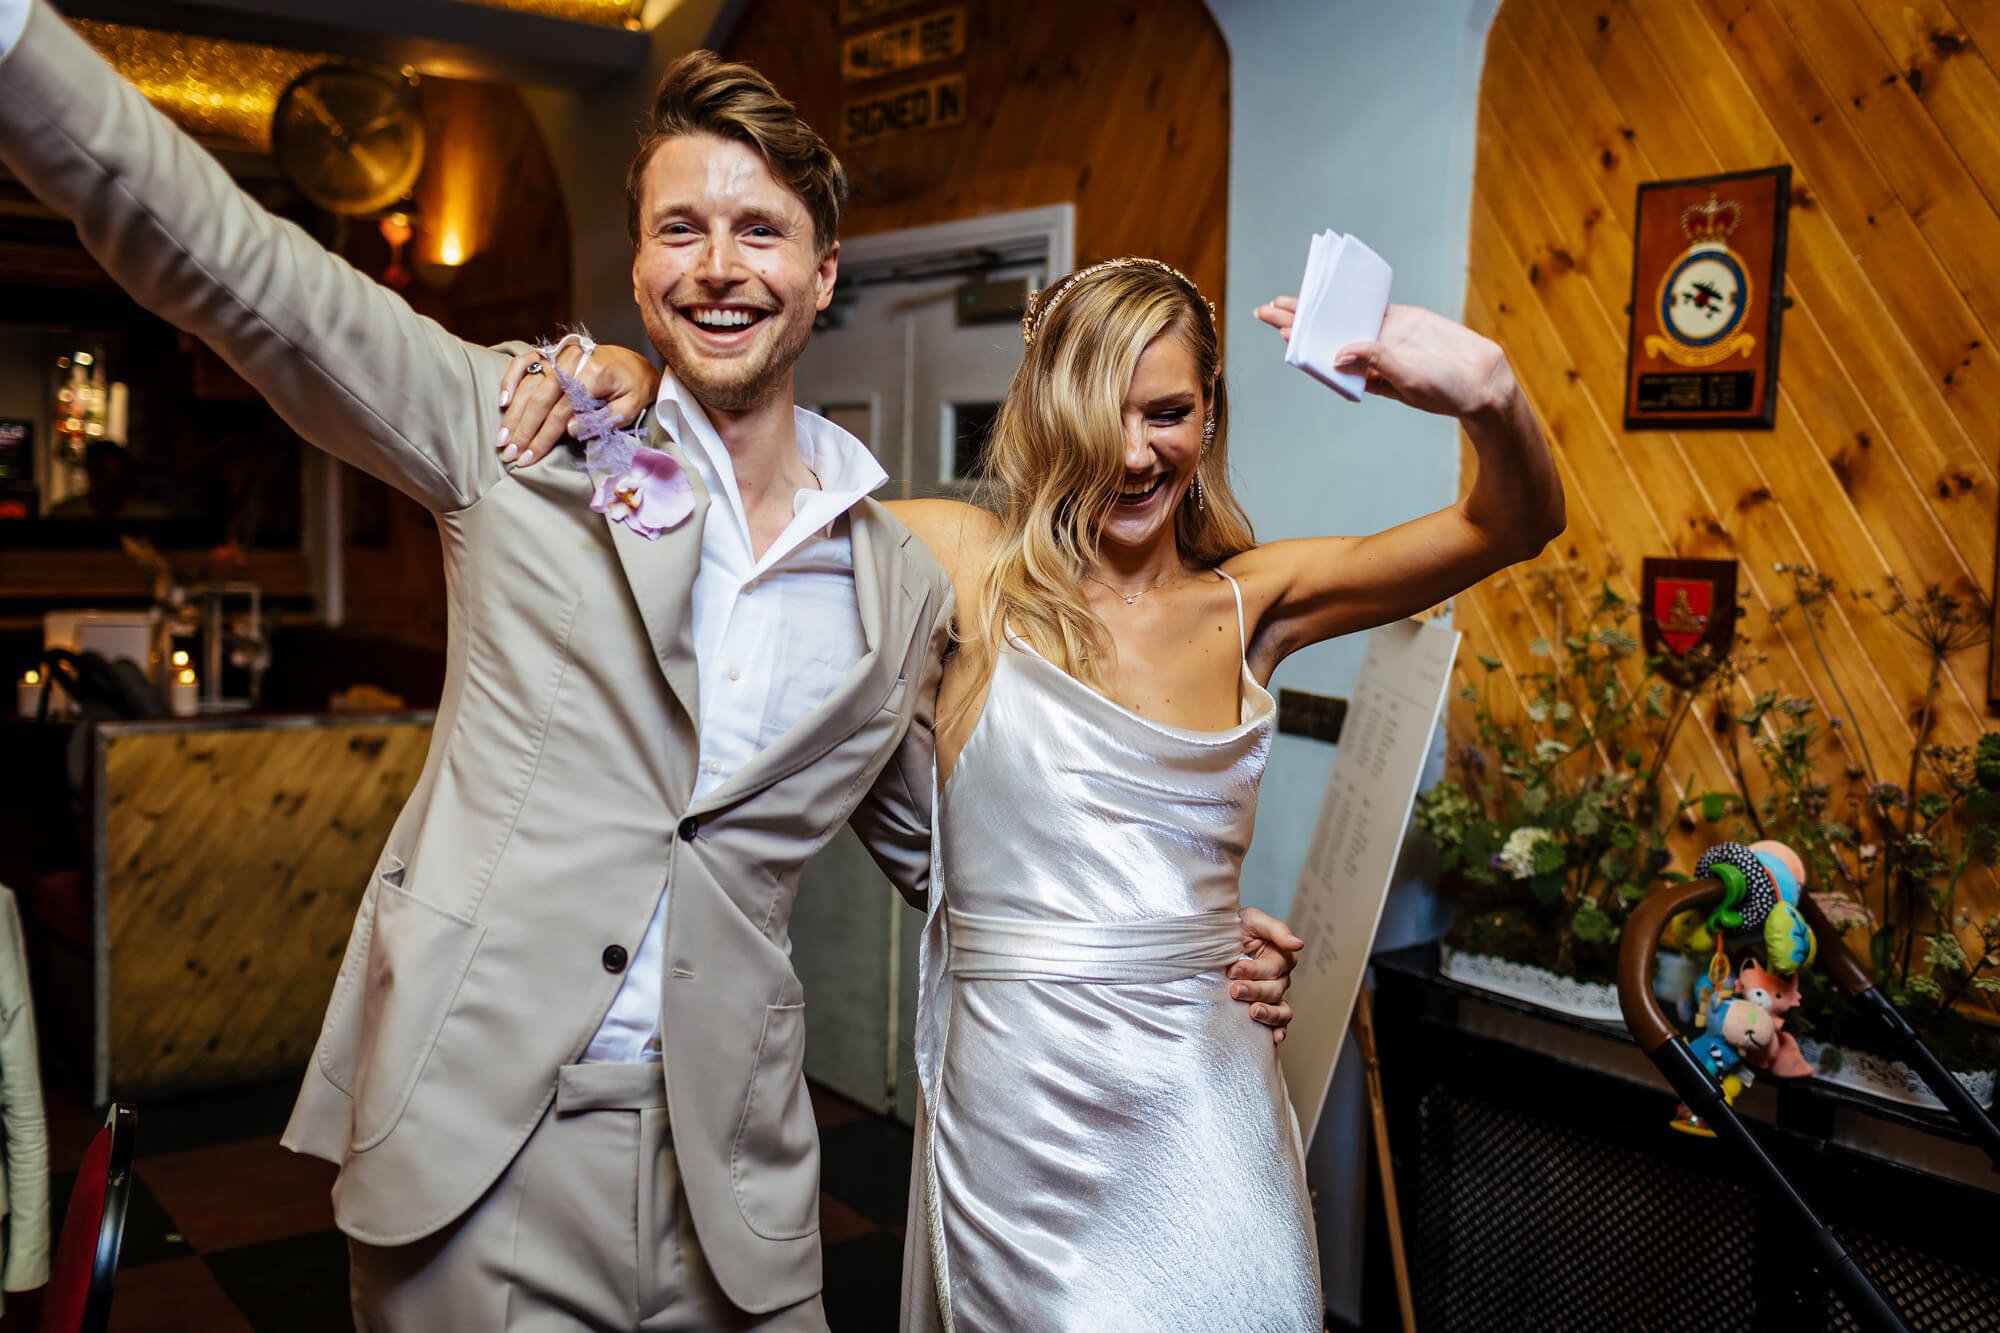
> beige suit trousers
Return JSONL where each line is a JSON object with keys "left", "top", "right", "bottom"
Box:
{"left": 348, "top": 1063, "right": 829, "bottom": 1332}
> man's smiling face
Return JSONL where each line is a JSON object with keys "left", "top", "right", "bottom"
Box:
{"left": 631, "top": 132, "right": 837, "bottom": 415}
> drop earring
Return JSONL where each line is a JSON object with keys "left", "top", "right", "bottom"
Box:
{"left": 1193, "top": 414, "right": 1215, "bottom": 510}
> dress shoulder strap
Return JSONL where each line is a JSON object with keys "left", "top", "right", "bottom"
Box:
{"left": 1213, "top": 569, "right": 1248, "bottom": 659}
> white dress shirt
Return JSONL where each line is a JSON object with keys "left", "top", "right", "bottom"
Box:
{"left": 0, "top": 0, "right": 27, "bottom": 56}
{"left": 583, "top": 372, "right": 886, "bottom": 1062}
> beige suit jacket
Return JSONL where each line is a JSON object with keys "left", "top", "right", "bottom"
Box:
{"left": 0, "top": 3, "right": 952, "bottom": 1312}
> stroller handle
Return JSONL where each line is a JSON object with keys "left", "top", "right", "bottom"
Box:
{"left": 1797, "top": 893, "right": 1875, "bottom": 996}
{"left": 1617, "top": 879, "right": 1718, "bottom": 1054}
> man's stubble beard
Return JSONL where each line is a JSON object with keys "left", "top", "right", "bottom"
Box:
{"left": 648, "top": 301, "right": 816, "bottom": 416}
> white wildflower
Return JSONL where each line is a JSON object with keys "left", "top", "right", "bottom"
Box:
{"left": 1499, "top": 826, "right": 1555, "bottom": 879}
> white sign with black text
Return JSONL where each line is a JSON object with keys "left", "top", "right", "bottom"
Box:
{"left": 1278, "top": 616, "right": 1460, "bottom": 1148}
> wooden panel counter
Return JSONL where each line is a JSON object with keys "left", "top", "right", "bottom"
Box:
{"left": 69, "top": 711, "right": 432, "bottom": 1103}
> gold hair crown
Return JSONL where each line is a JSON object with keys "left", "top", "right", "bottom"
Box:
{"left": 1020, "top": 257, "right": 1217, "bottom": 347}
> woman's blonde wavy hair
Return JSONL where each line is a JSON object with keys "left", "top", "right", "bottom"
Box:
{"left": 959, "top": 260, "right": 1256, "bottom": 709}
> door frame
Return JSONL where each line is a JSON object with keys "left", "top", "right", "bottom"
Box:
{"left": 833, "top": 202, "right": 1075, "bottom": 284}
{"left": 788, "top": 205, "right": 1074, "bottom": 1119}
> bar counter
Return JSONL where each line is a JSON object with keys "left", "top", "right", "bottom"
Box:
{"left": 39, "top": 710, "right": 434, "bottom": 1104}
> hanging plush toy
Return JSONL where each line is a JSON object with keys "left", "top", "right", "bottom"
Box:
{"left": 1693, "top": 999, "right": 1775, "bottom": 1109}
{"left": 1735, "top": 956, "right": 1799, "bottom": 1018}
{"left": 1748, "top": 840, "right": 1816, "bottom": 974}
{"left": 1672, "top": 996, "right": 1778, "bottom": 1137}
{"left": 1748, "top": 839, "right": 1808, "bottom": 890}
{"left": 1694, "top": 842, "right": 1779, "bottom": 932}
{"left": 1670, "top": 839, "right": 1818, "bottom": 1133}
{"left": 1734, "top": 958, "right": 1815, "bottom": 1078}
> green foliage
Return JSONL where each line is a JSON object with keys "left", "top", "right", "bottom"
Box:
{"left": 1729, "top": 567, "right": 2000, "bottom": 1069}
{"left": 1428, "top": 562, "right": 2000, "bottom": 1060}
{"left": 1418, "top": 573, "right": 1736, "bottom": 982}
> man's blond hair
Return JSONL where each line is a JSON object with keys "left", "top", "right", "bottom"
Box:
{"left": 625, "top": 50, "right": 847, "bottom": 258}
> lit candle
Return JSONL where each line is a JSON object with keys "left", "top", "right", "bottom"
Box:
{"left": 17, "top": 669, "right": 43, "bottom": 718}
{"left": 106, "top": 382, "right": 129, "bottom": 445}
{"left": 169, "top": 666, "right": 199, "bottom": 717}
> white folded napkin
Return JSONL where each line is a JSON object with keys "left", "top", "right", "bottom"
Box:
{"left": 1283, "top": 231, "right": 1393, "bottom": 401}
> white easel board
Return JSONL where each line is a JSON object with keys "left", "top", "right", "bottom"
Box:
{"left": 1278, "top": 616, "right": 1460, "bottom": 1149}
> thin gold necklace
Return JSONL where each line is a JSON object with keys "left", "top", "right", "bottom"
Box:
{"left": 1085, "top": 569, "right": 1187, "bottom": 606}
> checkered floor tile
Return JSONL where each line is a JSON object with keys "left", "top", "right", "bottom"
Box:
{"left": 29, "top": 1076, "right": 913, "bottom": 1331}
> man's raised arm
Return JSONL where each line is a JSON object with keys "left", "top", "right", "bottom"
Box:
{"left": 0, "top": 0, "right": 502, "bottom": 511}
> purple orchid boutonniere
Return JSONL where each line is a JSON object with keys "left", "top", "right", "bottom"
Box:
{"left": 590, "top": 450, "right": 692, "bottom": 539}
{"left": 546, "top": 342, "right": 692, "bottom": 541}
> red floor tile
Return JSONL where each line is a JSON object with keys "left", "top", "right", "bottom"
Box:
{"left": 106, "top": 1256, "right": 253, "bottom": 1333}
{"left": 135, "top": 1137, "right": 337, "bottom": 1255}
{"left": 809, "top": 1081, "right": 867, "bottom": 1128}
{"left": 42, "top": 1080, "right": 103, "bottom": 1177}
{"left": 819, "top": 1192, "right": 877, "bottom": 1245}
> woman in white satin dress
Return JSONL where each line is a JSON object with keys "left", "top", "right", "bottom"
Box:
{"left": 879, "top": 259, "right": 1564, "bottom": 1331}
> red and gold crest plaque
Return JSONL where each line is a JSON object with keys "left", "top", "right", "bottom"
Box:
{"left": 1641, "top": 557, "right": 1738, "bottom": 688}
{"left": 1624, "top": 166, "right": 1789, "bottom": 431}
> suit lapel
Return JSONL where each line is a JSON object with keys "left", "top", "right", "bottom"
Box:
{"left": 607, "top": 415, "right": 707, "bottom": 736}
{"left": 687, "top": 501, "right": 925, "bottom": 816}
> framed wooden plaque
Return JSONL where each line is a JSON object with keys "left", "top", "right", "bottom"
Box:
{"left": 1623, "top": 166, "right": 1790, "bottom": 431}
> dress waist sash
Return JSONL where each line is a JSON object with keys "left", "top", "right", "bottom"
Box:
{"left": 945, "top": 907, "right": 1246, "bottom": 983}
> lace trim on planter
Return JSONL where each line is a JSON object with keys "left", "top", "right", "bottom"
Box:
{"left": 1796, "top": 1038, "right": 1997, "bottom": 1113}
{"left": 1438, "top": 943, "right": 1626, "bottom": 1024}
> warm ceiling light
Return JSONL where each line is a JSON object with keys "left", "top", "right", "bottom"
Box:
{"left": 459, "top": 0, "right": 646, "bottom": 26}
{"left": 70, "top": 20, "right": 324, "bottom": 150}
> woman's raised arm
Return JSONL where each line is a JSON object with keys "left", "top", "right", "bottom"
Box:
{"left": 1227, "top": 301, "right": 1564, "bottom": 681}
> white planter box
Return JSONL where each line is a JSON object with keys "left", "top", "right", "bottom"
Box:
{"left": 1796, "top": 1038, "right": 1996, "bottom": 1114}
{"left": 1439, "top": 943, "right": 1626, "bottom": 1025}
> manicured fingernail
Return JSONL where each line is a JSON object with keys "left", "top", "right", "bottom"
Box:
{"left": 1231, "top": 985, "right": 1247, "bottom": 1000}
{"left": 497, "top": 427, "right": 510, "bottom": 447}
{"left": 518, "top": 451, "right": 535, "bottom": 468}
{"left": 500, "top": 443, "right": 519, "bottom": 463}
{"left": 567, "top": 420, "right": 580, "bottom": 437}
{"left": 499, "top": 387, "right": 512, "bottom": 409}
{"left": 1335, "top": 352, "right": 1366, "bottom": 372}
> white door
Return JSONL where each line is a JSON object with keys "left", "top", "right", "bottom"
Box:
{"left": 789, "top": 207, "right": 1071, "bottom": 1122}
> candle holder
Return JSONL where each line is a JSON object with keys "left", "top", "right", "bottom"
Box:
{"left": 17, "top": 669, "right": 46, "bottom": 719}
{"left": 168, "top": 666, "right": 199, "bottom": 718}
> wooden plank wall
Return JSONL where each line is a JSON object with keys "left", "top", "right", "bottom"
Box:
{"left": 722, "top": 0, "right": 1229, "bottom": 305}
{"left": 99, "top": 716, "right": 432, "bottom": 1098}
{"left": 337, "top": 76, "right": 574, "bottom": 652}
{"left": 1461, "top": 0, "right": 2000, "bottom": 958}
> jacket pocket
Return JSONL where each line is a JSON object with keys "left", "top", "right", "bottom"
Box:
{"left": 729, "top": 1002, "right": 818, "bottom": 1240}
{"left": 317, "top": 855, "right": 402, "bottom": 1097}
{"left": 344, "top": 880, "right": 486, "bottom": 1152}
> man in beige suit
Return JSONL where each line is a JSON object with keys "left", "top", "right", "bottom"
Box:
{"left": 0, "top": 3, "right": 1301, "bottom": 1327}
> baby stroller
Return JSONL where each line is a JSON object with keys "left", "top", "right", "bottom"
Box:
{"left": 1619, "top": 879, "right": 1929, "bottom": 1333}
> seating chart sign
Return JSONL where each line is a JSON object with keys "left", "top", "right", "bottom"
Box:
{"left": 1278, "top": 617, "right": 1459, "bottom": 1148}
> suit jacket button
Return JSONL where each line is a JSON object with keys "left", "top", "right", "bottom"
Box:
{"left": 678, "top": 816, "right": 699, "bottom": 842}
{"left": 602, "top": 945, "right": 628, "bottom": 973}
